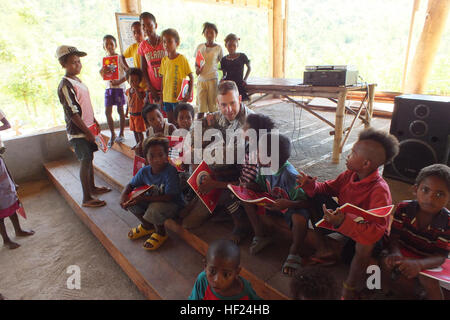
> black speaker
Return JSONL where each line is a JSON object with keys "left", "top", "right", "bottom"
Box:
{"left": 383, "top": 94, "right": 450, "bottom": 184}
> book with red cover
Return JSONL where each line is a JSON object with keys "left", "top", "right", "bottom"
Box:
{"left": 227, "top": 184, "right": 288, "bottom": 214}
{"left": 17, "top": 200, "right": 26, "bottom": 219}
{"left": 167, "top": 136, "right": 185, "bottom": 172}
{"left": 128, "top": 185, "right": 153, "bottom": 200}
{"left": 399, "top": 247, "right": 450, "bottom": 284}
{"left": 88, "top": 124, "right": 107, "bottom": 153}
{"left": 315, "top": 203, "right": 394, "bottom": 232}
{"left": 102, "top": 55, "right": 119, "bottom": 80}
{"left": 176, "top": 79, "right": 193, "bottom": 102}
{"left": 195, "top": 50, "right": 205, "bottom": 69}
{"left": 187, "top": 160, "right": 222, "bottom": 213}
{"left": 133, "top": 155, "right": 146, "bottom": 176}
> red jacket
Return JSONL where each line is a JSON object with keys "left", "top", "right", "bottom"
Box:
{"left": 303, "top": 169, "right": 392, "bottom": 245}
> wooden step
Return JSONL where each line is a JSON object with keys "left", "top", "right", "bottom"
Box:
{"left": 44, "top": 158, "right": 204, "bottom": 300}
{"left": 90, "top": 147, "right": 289, "bottom": 299}
{"left": 101, "top": 130, "right": 135, "bottom": 160}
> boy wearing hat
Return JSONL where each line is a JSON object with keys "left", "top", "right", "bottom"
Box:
{"left": 56, "top": 45, "right": 111, "bottom": 207}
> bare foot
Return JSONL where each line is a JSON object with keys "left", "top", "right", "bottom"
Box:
{"left": 4, "top": 241, "right": 21, "bottom": 250}
{"left": 92, "top": 186, "right": 112, "bottom": 195}
{"left": 16, "top": 229, "right": 35, "bottom": 237}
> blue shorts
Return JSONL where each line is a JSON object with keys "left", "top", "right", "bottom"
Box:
{"left": 105, "top": 88, "right": 125, "bottom": 107}
{"left": 69, "top": 138, "right": 97, "bottom": 162}
{"left": 163, "top": 102, "right": 178, "bottom": 112}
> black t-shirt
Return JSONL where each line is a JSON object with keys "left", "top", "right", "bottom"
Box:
{"left": 220, "top": 53, "right": 249, "bottom": 86}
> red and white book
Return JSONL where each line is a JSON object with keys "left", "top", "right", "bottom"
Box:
{"left": 167, "top": 136, "right": 185, "bottom": 172}
{"left": 187, "top": 160, "right": 222, "bottom": 213}
{"left": 133, "top": 155, "right": 146, "bottom": 176}
{"left": 399, "top": 247, "right": 450, "bottom": 284}
{"left": 227, "top": 184, "right": 288, "bottom": 214}
{"left": 315, "top": 203, "right": 394, "bottom": 231}
{"left": 17, "top": 200, "right": 26, "bottom": 219}
{"left": 195, "top": 50, "right": 205, "bottom": 69}
{"left": 88, "top": 124, "right": 107, "bottom": 153}
{"left": 128, "top": 185, "right": 153, "bottom": 200}
{"left": 176, "top": 79, "right": 193, "bottom": 102}
{"left": 102, "top": 55, "right": 119, "bottom": 80}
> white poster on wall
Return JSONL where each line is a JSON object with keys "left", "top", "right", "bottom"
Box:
{"left": 115, "top": 12, "right": 140, "bottom": 68}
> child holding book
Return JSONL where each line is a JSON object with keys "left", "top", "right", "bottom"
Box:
{"left": 242, "top": 133, "right": 308, "bottom": 277}
{"left": 138, "top": 12, "right": 165, "bottom": 104}
{"left": 189, "top": 239, "right": 261, "bottom": 300}
{"left": 160, "top": 28, "right": 194, "bottom": 125}
{"left": 100, "top": 35, "right": 127, "bottom": 148}
{"left": 296, "top": 128, "right": 399, "bottom": 299}
{"left": 142, "top": 103, "right": 176, "bottom": 139}
{"left": 220, "top": 33, "right": 251, "bottom": 101}
{"left": 0, "top": 156, "right": 34, "bottom": 249}
{"left": 381, "top": 164, "right": 449, "bottom": 300}
{"left": 125, "top": 68, "right": 146, "bottom": 151}
{"left": 194, "top": 22, "right": 223, "bottom": 119}
{"left": 57, "top": 45, "right": 111, "bottom": 208}
{"left": 120, "top": 137, "right": 183, "bottom": 250}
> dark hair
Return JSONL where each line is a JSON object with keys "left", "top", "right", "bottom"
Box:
{"left": 246, "top": 113, "right": 275, "bottom": 141}
{"left": 126, "top": 67, "right": 143, "bottom": 82}
{"left": 139, "top": 12, "right": 156, "bottom": 24}
{"left": 161, "top": 28, "right": 180, "bottom": 45}
{"left": 131, "top": 21, "right": 141, "bottom": 29}
{"left": 263, "top": 133, "right": 291, "bottom": 167}
{"left": 58, "top": 53, "right": 76, "bottom": 67}
{"left": 142, "top": 136, "right": 169, "bottom": 158}
{"left": 142, "top": 103, "right": 161, "bottom": 126}
{"left": 415, "top": 164, "right": 450, "bottom": 191}
{"left": 202, "top": 22, "right": 218, "bottom": 35}
{"left": 218, "top": 80, "right": 239, "bottom": 96}
{"left": 103, "top": 34, "right": 117, "bottom": 46}
{"left": 224, "top": 33, "right": 239, "bottom": 44}
{"left": 358, "top": 128, "right": 399, "bottom": 164}
{"left": 206, "top": 239, "right": 240, "bottom": 267}
{"left": 291, "top": 266, "right": 339, "bottom": 300}
{"left": 174, "top": 103, "right": 195, "bottom": 121}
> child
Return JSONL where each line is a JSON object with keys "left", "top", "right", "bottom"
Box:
{"left": 142, "top": 103, "right": 176, "bottom": 138}
{"left": 174, "top": 102, "right": 194, "bottom": 131}
{"left": 194, "top": 22, "right": 223, "bottom": 119}
{"left": 381, "top": 164, "right": 449, "bottom": 300}
{"left": 120, "top": 137, "right": 184, "bottom": 250}
{"left": 197, "top": 113, "right": 276, "bottom": 245}
{"left": 57, "top": 45, "right": 111, "bottom": 208}
{"left": 220, "top": 33, "right": 251, "bottom": 101}
{"left": 122, "top": 22, "right": 145, "bottom": 88}
{"left": 188, "top": 239, "right": 261, "bottom": 300}
{"left": 160, "top": 28, "right": 194, "bottom": 125}
{"left": 296, "top": 128, "right": 399, "bottom": 299}
{"left": 0, "top": 157, "right": 34, "bottom": 249}
{"left": 138, "top": 12, "right": 165, "bottom": 104}
{"left": 100, "top": 35, "right": 127, "bottom": 148}
{"left": 125, "top": 68, "right": 146, "bottom": 151}
{"left": 243, "top": 133, "right": 308, "bottom": 278}
{"left": 290, "top": 266, "right": 339, "bottom": 300}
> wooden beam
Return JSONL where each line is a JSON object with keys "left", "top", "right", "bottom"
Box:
{"left": 401, "top": 0, "right": 420, "bottom": 91}
{"left": 404, "top": 0, "right": 450, "bottom": 94}
{"left": 120, "top": 0, "right": 141, "bottom": 13}
{"left": 282, "top": 0, "right": 288, "bottom": 74}
{"left": 272, "top": 0, "right": 284, "bottom": 78}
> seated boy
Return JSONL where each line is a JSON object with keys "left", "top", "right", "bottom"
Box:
{"left": 120, "top": 137, "right": 184, "bottom": 250}
{"left": 381, "top": 164, "right": 449, "bottom": 300}
{"left": 188, "top": 239, "right": 261, "bottom": 300}
{"left": 243, "top": 133, "right": 308, "bottom": 277}
{"left": 296, "top": 128, "right": 399, "bottom": 299}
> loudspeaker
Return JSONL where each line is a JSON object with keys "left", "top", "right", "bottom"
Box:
{"left": 383, "top": 94, "right": 450, "bottom": 184}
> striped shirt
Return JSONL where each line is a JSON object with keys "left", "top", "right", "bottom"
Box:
{"left": 238, "top": 143, "right": 258, "bottom": 184}
{"left": 391, "top": 200, "right": 449, "bottom": 257}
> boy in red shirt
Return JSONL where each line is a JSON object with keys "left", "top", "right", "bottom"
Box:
{"left": 297, "top": 128, "right": 399, "bottom": 299}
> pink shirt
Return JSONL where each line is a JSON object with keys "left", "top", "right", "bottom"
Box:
{"left": 138, "top": 39, "right": 165, "bottom": 91}
{"left": 64, "top": 77, "right": 94, "bottom": 128}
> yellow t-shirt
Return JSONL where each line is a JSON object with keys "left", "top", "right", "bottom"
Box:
{"left": 159, "top": 54, "right": 192, "bottom": 103}
{"left": 123, "top": 42, "right": 146, "bottom": 89}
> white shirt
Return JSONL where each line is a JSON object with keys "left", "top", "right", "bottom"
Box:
{"left": 194, "top": 44, "right": 223, "bottom": 82}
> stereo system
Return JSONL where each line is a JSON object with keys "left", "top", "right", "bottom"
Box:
{"left": 303, "top": 65, "right": 359, "bottom": 86}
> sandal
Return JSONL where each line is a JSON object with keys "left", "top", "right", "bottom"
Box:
{"left": 82, "top": 199, "right": 106, "bottom": 208}
{"left": 128, "top": 224, "right": 155, "bottom": 240}
{"left": 143, "top": 233, "right": 168, "bottom": 251}
{"left": 249, "top": 236, "right": 274, "bottom": 255}
{"left": 92, "top": 186, "right": 112, "bottom": 195}
{"left": 282, "top": 254, "right": 302, "bottom": 276}
{"left": 303, "top": 255, "right": 337, "bottom": 267}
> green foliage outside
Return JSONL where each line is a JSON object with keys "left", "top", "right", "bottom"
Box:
{"left": 0, "top": 0, "right": 448, "bottom": 137}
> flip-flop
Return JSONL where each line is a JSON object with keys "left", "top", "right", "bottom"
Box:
{"left": 92, "top": 186, "right": 112, "bottom": 195}
{"left": 128, "top": 224, "right": 155, "bottom": 240}
{"left": 82, "top": 199, "right": 106, "bottom": 208}
{"left": 303, "top": 256, "right": 337, "bottom": 267}
{"left": 143, "top": 233, "right": 168, "bottom": 251}
{"left": 282, "top": 254, "right": 302, "bottom": 276}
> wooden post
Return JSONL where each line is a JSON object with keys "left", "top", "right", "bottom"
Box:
{"left": 268, "top": 1, "right": 274, "bottom": 77}
{"left": 332, "top": 90, "right": 347, "bottom": 164}
{"left": 365, "top": 83, "right": 376, "bottom": 128}
{"left": 404, "top": 0, "right": 450, "bottom": 94}
{"left": 120, "top": 0, "right": 141, "bottom": 13}
{"left": 282, "top": 0, "right": 288, "bottom": 74}
{"left": 272, "top": 0, "right": 284, "bottom": 78}
{"left": 401, "top": 0, "right": 420, "bottom": 91}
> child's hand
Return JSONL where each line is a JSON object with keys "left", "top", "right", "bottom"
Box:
{"left": 385, "top": 253, "right": 404, "bottom": 269}
{"left": 266, "top": 198, "right": 291, "bottom": 212}
{"left": 120, "top": 196, "right": 133, "bottom": 209}
{"left": 394, "top": 259, "right": 422, "bottom": 279}
{"left": 198, "top": 175, "right": 216, "bottom": 194}
{"left": 296, "top": 171, "right": 317, "bottom": 189}
{"left": 322, "top": 205, "right": 345, "bottom": 228}
{"left": 86, "top": 131, "right": 96, "bottom": 144}
{"left": 111, "top": 79, "right": 121, "bottom": 86}
{"left": 206, "top": 113, "right": 215, "bottom": 126}
{"left": 195, "top": 65, "right": 203, "bottom": 75}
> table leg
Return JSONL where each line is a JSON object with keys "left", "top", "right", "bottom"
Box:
{"left": 332, "top": 91, "right": 347, "bottom": 164}
{"left": 365, "top": 84, "right": 376, "bottom": 128}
